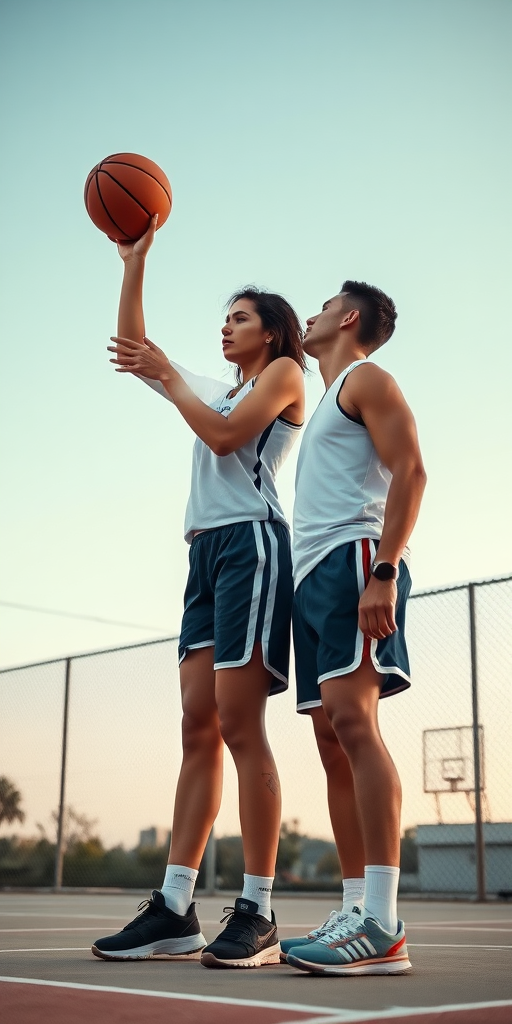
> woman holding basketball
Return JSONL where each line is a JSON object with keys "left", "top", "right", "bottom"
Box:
{"left": 92, "top": 216, "right": 305, "bottom": 969}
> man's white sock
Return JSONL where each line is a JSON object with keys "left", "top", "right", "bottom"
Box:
{"left": 364, "top": 864, "right": 400, "bottom": 934}
{"left": 341, "top": 876, "right": 365, "bottom": 914}
{"left": 241, "top": 873, "right": 273, "bottom": 921}
{"left": 160, "top": 864, "right": 198, "bottom": 917}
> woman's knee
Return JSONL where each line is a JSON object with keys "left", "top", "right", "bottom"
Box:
{"left": 217, "top": 711, "right": 249, "bottom": 754}
{"left": 181, "top": 707, "right": 222, "bottom": 756}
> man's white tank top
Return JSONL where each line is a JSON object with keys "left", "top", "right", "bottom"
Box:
{"left": 293, "top": 359, "right": 402, "bottom": 588}
{"left": 139, "top": 368, "right": 301, "bottom": 543}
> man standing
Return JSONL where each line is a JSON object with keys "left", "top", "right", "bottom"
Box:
{"left": 283, "top": 281, "right": 426, "bottom": 976}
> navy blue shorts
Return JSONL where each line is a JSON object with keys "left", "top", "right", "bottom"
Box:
{"left": 293, "top": 538, "right": 412, "bottom": 713}
{"left": 179, "top": 520, "right": 293, "bottom": 695}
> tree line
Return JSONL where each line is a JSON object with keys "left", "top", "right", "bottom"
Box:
{"left": 0, "top": 776, "right": 417, "bottom": 889}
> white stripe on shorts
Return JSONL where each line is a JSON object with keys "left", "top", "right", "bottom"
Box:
{"left": 317, "top": 538, "right": 375, "bottom": 684}
{"left": 261, "top": 521, "right": 286, "bottom": 684}
{"left": 178, "top": 639, "right": 215, "bottom": 665}
{"left": 213, "top": 520, "right": 266, "bottom": 670}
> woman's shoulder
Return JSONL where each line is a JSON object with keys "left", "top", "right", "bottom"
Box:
{"left": 258, "top": 356, "right": 305, "bottom": 383}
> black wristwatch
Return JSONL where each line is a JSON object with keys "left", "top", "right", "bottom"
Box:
{"left": 370, "top": 561, "right": 398, "bottom": 581}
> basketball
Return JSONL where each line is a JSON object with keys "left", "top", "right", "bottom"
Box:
{"left": 84, "top": 153, "right": 172, "bottom": 243}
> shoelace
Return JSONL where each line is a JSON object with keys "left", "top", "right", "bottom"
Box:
{"left": 123, "top": 897, "right": 157, "bottom": 931}
{"left": 318, "top": 909, "right": 363, "bottom": 944}
{"left": 311, "top": 910, "right": 346, "bottom": 938}
{"left": 217, "top": 906, "right": 260, "bottom": 946}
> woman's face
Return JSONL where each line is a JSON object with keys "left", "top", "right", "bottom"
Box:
{"left": 221, "top": 299, "right": 271, "bottom": 365}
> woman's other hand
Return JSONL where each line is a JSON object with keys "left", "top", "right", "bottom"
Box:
{"left": 108, "top": 334, "right": 174, "bottom": 381}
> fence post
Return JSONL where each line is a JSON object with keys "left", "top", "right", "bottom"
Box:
{"left": 54, "top": 658, "right": 71, "bottom": 891}
{"left": 468, "top": 584, "right": 486, "bottom": 901}
{"left": 204, "top": 827, "right": 216, "bottom": 895}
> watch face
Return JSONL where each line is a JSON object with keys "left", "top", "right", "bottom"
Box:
{"left": 372, "top": 561, "right": 397, "bottom": 581}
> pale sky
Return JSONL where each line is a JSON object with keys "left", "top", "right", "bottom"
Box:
{"left": 1, "top": 0, "right": 511, "bottom": 847}
{"left": 1, "top": 0, "right": 511, "bottom": 668}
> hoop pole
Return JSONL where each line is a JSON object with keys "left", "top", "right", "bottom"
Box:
{"left": 54, "top": 658, "right": 71, "bottom": 891}
{"left": 468, "top": 584, "right": 486, "bottom": 901}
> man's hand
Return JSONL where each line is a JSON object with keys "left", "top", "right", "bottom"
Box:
{"left": 358, "top": 577, "right": 397, "bottom": 639}
{"left": 108, "top": 334, "right": 174, "bottom": 381}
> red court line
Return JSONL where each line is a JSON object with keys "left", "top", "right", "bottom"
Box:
{"left": 2, "top": 979, "right": 512, "bottom": 1024}
{"left": 0, "top": 980, "right": 337, "bottom": 1024}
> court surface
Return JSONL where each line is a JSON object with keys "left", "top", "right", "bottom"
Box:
{"left": 1, "top": 892, "right": 511, "bottom": 1023}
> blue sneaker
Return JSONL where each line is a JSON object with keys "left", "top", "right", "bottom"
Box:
{"left": 279, "top": 910, "right": 347, "bottom": 962}
{"left": 286, "top": 908, "right": 411, "bottom": 976}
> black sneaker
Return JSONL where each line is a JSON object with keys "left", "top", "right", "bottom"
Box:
{"left": 200, "top": 897, "right": 280, "bottom": 969}
{"left": 91, "top": 890, "right": 206, "bottom": 960}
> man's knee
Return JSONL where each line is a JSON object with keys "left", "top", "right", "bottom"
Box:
{"left": 322, "top": 700, "right": 376, "bottom": 757}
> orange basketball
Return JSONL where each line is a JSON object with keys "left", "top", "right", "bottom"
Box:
{"left": 84, "top": 153, "right": 172, "bottom": 243}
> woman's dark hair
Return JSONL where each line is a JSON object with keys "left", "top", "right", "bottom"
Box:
{"left": 226, "top": 286, "right": 306, "bottom": 383}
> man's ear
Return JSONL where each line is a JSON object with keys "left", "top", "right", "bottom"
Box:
{"left": 340, "top": 308, "right": 359, "bottom": 329}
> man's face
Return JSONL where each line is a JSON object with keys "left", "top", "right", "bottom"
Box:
{"left": 303, "top": 294, "right": 346, "bottom": 355}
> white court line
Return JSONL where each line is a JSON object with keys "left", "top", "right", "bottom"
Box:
{"left": 406, "top": 925, "right": 512, "bottom": 932}
{"left": 1, "top": 977, "right": 512, "bottom": 1024}
{"left": 0, "top": 948, "right": 91, "bottom": 953}
{"left": 286, "top": 1000, "right": 512, "bottom": 1024}
{"left": 0, "top": 917, "right": 130, "bottom": 925}
{"left": 0, "top": 928, "right": 115, "bottom": 933}
{"left": 278, "top": 924, "right": 512, "bottom": 934}
{"left": 408, "top": 942, "right": 511, "bottom": 949}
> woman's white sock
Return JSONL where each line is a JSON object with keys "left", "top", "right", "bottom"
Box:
{"left": 160, "top": 864, "right": 198, "bottom": 917}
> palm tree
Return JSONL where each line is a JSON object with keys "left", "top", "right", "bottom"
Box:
{"left": 0, "top": 776, "right": 25, "bottom": 827}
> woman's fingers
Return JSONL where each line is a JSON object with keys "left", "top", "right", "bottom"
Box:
{"left": 109, "top": 335, "right": 144, "bottom": 349}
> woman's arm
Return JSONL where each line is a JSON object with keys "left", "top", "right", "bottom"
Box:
{"left": 109, "top": 336, "right": 304, "bottom": 455}
{"left": 116, "top": 216, "right": 158, "bottom": 342}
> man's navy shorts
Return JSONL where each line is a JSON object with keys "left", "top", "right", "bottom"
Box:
{"left": 179, "top": 520, "right": 293, "bottom": 695}
{"left": 293, "top": 538, "right": 412, "bottom": 713}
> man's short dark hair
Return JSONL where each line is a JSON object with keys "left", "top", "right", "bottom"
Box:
{"left": 340, "top": 280, "right": 397, "bottom": 349}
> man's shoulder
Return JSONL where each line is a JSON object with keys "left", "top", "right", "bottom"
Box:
{"left": 344, "top": 361, "right": 400, "bottom": 399}
{"left": 347, "top": 361, "right": 395, "bottom": 385}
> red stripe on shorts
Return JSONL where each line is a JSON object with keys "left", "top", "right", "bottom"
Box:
{"left": 361, "top": 538, "right": 372, "bottom": 660}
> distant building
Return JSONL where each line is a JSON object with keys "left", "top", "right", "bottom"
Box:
{"left": 416, "top": 822, "right": 512, "bottom": 894}
{"left": 294, "top": 839, "right": 339, "bottom": 881}
{"left": 139, "top": 827, "right": 170, "bottom": 849}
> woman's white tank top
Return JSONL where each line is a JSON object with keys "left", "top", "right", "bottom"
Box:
{"left": 139, "top": 367, "right": 301, "bottom": 543}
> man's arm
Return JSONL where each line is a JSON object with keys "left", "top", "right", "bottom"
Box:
{"left": 346, "top": 363, "right": 427, "bottom": 640}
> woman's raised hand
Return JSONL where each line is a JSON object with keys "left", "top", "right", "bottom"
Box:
{"left": 117, "top": 214, "right": 158, "bottom": 262}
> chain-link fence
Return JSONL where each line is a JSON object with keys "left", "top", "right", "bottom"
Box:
{"left": 1, "top": 575, "right": 511, "bottom": 897}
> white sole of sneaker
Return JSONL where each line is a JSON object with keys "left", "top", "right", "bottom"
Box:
{"left": 287, "top": 953, "right": 412, "bottom": 976}
{"left": 201, "top": 942, "right": 281, "bottom": 969}
{"left": 91, "top": 934, "right": 207, "bottom": 961}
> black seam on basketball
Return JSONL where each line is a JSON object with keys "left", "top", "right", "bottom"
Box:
{"left": 94, "top": 173, "right": 132, "bottom": 239}
{"left": 101, "top": 159, "right": 172, "bottom": 205}
{"left": 97, "top": 170, "right": 155, "bottom": 224}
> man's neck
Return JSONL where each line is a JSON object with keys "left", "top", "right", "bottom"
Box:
{"left": 316, "top": 344, "right": 368, "bottom": 389}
